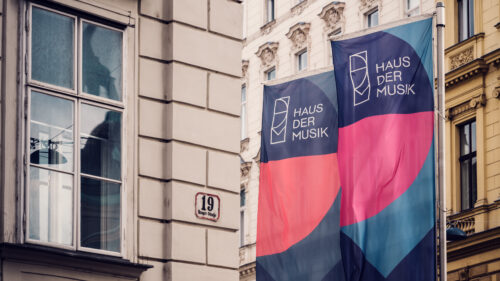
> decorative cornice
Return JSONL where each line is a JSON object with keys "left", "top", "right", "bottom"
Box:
{"left": 450, "top": 47, "right": 474, "bottom": 71}
{"left": 255, "top": 42, "right": 279, "bottom": 69}
{"left": 260, "top": 20, "right": 276, "bottom": 35}
{"left": 318, "top": 2, "right": 345, "bottom": 32}
{"left": 242, "top": 60, "right": 249, "bottom": 79}
{"left": 359, "top": 0, "right": 377, "bottom": 10}
{"left": 239, "top": 262, "right": 256, "bottom": 276}
{"left": 446, "top": 93, "right": 486, "bottom": 120}
{"left": 291, "top": 0, "right": 308, "bottom": 16}
{"left": 286, "top": 22, "right": 311, "bottom": 51}
{"left": 445, "top": 59, "right": 489, "bottom": 88}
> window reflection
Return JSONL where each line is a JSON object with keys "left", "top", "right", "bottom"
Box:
{"left": 80, "top": 104, "right": 121, "bottom": 180}
{"left": 82, "top": 23, "right": 122, "bottom": 101}
{"left": 80, "top": 177, "right": 120, "bottom": 252}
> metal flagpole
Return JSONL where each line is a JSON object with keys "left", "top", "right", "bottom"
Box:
{"left": 436, "top": 2, "right": 447, "bottom": 281}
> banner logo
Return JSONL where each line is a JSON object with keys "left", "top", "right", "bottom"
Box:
{"left": 270, "top": 96, "right": 290, "bottom": 144}
{"left": 349, "top": 51, "right": 371, "bottom": 106}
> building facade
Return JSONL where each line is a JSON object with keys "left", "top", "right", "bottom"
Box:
{"left": 443, "top": 0, "right": 500, "bottom": 280}
{"left": 0, "top": 0, "right": 242, "bottom": 280}
{"left": 240, "top": 0, "right": 500, "bottom": 280}
{"left": 239, "top": 0, "right": 436, "bottom": 279}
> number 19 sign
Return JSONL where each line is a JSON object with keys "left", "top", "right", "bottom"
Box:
{"left": 195, "top": 192, "right": 220, "bottom": 221}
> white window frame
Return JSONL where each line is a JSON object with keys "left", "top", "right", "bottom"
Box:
{"left": 265, "top": 67, "right": 276, "bottom": 81}
{"left": 266, "top": 0, "right": 275, "bottom": 23}
{"left": 24, "top": 2, "right": 127, "bottom": 257}
{"left": 296, "top": 49, "right": 308, "bottom": 72}
{"left": 366, "top": 8, "right": 379, "bottom": 28}
{"left": 405, "top": 0, "right": 420, "bottom": 17}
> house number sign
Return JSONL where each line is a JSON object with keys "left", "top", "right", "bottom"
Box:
{"left": 195, "top": 192, "right": 220, "bottom": 221}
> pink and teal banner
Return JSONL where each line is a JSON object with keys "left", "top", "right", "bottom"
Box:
{"left": 257, "top": 17, "right": 435, "bottom": 281}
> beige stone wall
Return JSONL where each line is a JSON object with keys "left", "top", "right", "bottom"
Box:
{"left": 138, "top": 0, "right": 242, "bottom": 280}
{"left": 0, "top": 0, "right": 242, "bottom": 280}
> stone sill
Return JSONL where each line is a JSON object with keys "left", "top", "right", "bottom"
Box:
{"left": 0, "top": 243, "right": 152, "bottom": 278}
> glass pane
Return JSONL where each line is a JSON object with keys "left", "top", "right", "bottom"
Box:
{"left": 471, "top": 156, "right": 477, "bottom": 206}
{"left": 267, "top": 0, "right": 274, "bottom": 22}
{"left": 80, "top": 104, "right": 122, "bottom": 180}
{"left": 368, "top": 10, "right": 379, "bottom": 27}
{"left": 468, "top": 0, "right": 474, "bottom": 38}
{"left": 29, "top": 166, "right": 73, "bottom": 245}
{"left": 407, "top": 0, "right": 418, "bottom": 10}
{"left": 81, "top": 177, "right": 120, "bottom": 252}
{"left": 82, "top": 22, "right": 123, "bottom": 101}
{"left": 298, "top": 51, "right": 307, "bottom": 71}
{"left": 30, "top": 91, "right": 74, "bottom": 172}
{"left": 460, "top": 123, "right": 470, "bottom": 155}
{"left": 31, "top": 7, "right": 74, "bottom": 89}
{"left": 240, "top": 190, "right": 246, "bottom": 207}
{"left": 471, "top": 121, "right": 476, "bottom": 152}
{"left": 460, "top": 160, "right": 470, "bottom": 210}
{"left": 240, "top": 211, "right": 245, "bottom": 246}
{"left": 267, "top": 69, "right": 276, "bottom": 81}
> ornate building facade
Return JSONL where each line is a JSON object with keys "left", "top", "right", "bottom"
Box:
{"left": 443, "top": 0, "right": 500, "bottom": 280}
{"left": 239, "top": 0, "right": 436, "bottom": 280}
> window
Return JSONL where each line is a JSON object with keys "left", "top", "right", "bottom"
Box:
{"left": 27, "top": 4, "right": 124, "bottom": 254}
{"left": 241, "top": 85, "right": 247, "bottom": 140}
{"left": 366, "top": 9, "right": 379, "bottom": 28}
{"left": 405, "top": 0, "right": 420, "bottom": 17}
{"left": 266, "top": 68, "right": 276, "bottom": 81}
{"left": 240, "top": 189, "right": 246, "bottom": 246}
{"left": 459, "top": 120, "right": 477, "bottom": 210}
{"left": 266, "top": 0, "right": 275, "bottom": 23}
{"left": 458, "top": 0, "right": 474, "bottom": 41}
{"left": 297, "top": 50, "right": 307, "bottom": 72}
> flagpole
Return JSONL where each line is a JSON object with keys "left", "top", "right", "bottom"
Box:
{"left": 436, "top": 2, "right": 447, "bottom": 281}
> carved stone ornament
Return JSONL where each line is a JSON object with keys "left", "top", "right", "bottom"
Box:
{"left": 447, "top": 93, "right": 486, "bottom": 120}
{"left": 242, "top": 60, "right": 249, "bottom": 78}
{"left": 360, "top": 0, "right": 377, "bottom": 10}
{"left": 494, "top": 86, "right": 500, "bottom": 99}
{"left": 286, "top": 22, "right": 311, "bottom": 51}
{"left": 256, "top": 42, "right": 279, "bottom": 69}
{"left": 291, "top": 0, "right": 308, "bottom": 16}
{"left": 450, "top": 47, "right": 474, "bottom": 71}
{"left": 241, "top": 161, "right": 252, "bottom": 178}
{"left": 318, "top": 2, "right": 345, "bottom": 32}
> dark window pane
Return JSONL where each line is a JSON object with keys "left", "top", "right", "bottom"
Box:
{"left": 81, "top": 177, "right": 120, "bottom": 252}
{"left": 31, "top": 7, "right": 74, "bottom": 89}
{"left": 460, "top": 160, "right": 470, "bottom": 210}
{"left": 240, "top": 190, "right": 246, "bottom": 207}
{"left": 368, "top": 10, "right": 379, "bottom": 27}
{"left": 80, "top": 104, "right": 121, "bottom": 180}
{"left": 460, "top": 123, "right": 470, "bottom": 155}
{"left": 30, "top": 91, "right": 74, "bottom": 172}
{"left": 471, "top": 121, "right": 476, "bottom": 152}
{"left": 29, "top": 167, "right": 73, "bottom": 245}
{"left": 83, "top": 22, "right": 123, "bottom": 101}
{"left": 471, "top": 156, "right": 477, "bottom": 206}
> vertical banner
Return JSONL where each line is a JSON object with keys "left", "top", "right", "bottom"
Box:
{"left": 331, "top": 18, "right": 436, "bottom": 281}
{"left": 257, "top": 71, "right": 345, "bottom": 281}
